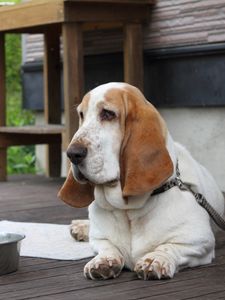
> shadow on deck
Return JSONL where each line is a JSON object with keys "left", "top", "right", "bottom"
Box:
{"left": 0, "top": 175, "right": 225, "bottom": 300}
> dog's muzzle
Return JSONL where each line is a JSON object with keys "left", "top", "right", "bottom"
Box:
{"left": 67, "top": 143, "right": 89, "bottom": 183}
{"left": 67, "top": 143, "right": 87, "bottom": 165}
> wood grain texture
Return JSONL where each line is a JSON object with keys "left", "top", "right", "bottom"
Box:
{"left": 0, "top": 0, "right": 152, "bottom": 32}
{"left": 44, "top": 30, "right": 61, "bottom": 125}
{"left": 0, "top": 125, "right": 64, "bottom": 134}
{"left": 124, "top": 23, "right": 144, "bottom": 92}
{"left": 23, "top": 0, "right": 225, "bottom": 60}
{"left": 0, "top": 126, "right": 64, "bottom": 147}
{"left": 0, "top": 132, "right": 62, "bottom": 147}
{"left": 62, "top": 22, "right": 84, "bottom": 146}
{"left": 0, "top": 176, "right": 224, "bottom": 299}
{"left": 64, "top": 0, "right": 154, "bottom": 3}
{"left": 0, "top": 148, "right": 6, "bottom": 181}
{"left": 64, "top": 2, "right": 149, "bottom": 23}
{"left": 143, "top": 0, "right": 225, "bottom": 50}
{"left": 0, "top": 1, "right": 64, "bottom": 32}
{"left": 44, "top": 28, "right": 62, "bottom": 177}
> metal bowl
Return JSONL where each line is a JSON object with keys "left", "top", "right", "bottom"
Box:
{"left": 0, "top": 233, "right": 25, "bottom": 275}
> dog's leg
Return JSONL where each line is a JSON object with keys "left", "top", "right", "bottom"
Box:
{"left": 70, "top": 220, "right": 90, "bottom": 242}
{"left": 134, "top": 242, "right": 215, "bottom": 280}
{"left": 84, "top": 239, "right": 125, "bottom": 280}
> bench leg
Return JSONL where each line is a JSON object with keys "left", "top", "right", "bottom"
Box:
{"left": 124, "top": 23, "right": 144, "bottom": 92}
{"left": 62, "top": 22, "right": 84, "bottom": 171}
{"left": 44, "top": 28, "right": 61, "bottom": 177}
{"left": 0, "top": 33, "right": 7, "bottom": 181}
{"left": 0, "top": 148, "right": 7, "bottom": 181}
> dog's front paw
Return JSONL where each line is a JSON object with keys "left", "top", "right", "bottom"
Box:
{"left": 70, "top": 220, "right": 89, "bottom": 242}
{"left": 134, "top": 252, "right": 176, "bottom": 280}
{"left": 84, "top": 255, "right": 124, "bottom": 280}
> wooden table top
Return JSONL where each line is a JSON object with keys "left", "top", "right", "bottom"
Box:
{"left": 0, "top": 0, "right": 155, "bottom": 33}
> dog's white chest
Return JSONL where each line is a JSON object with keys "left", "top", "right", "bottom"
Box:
{"left": 89, "top": 186, "right": 161, "bottom": 268}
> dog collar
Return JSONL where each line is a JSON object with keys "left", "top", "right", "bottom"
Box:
{"left": 152, "top": 161, "right": 225, "bottom": 231}
{"left": 152, "top": 162, "right": 182, "bottom": 196}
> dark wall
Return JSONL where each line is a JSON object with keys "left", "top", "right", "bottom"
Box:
{"left": 22, "top": 43, "right": 225, "bottom": 111}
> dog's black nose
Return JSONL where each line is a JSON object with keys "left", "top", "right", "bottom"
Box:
{"left": 66, "top": 143, "right": 87, "bottom": 165}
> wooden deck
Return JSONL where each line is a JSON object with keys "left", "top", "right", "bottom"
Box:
{"left": 0, "top": 175, "right": 225, "bottom": 300}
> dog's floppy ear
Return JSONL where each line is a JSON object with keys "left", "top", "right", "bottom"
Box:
{"left": 58, "top": 168, "right": 94, "bottom": 208}
{"left": 120, "top": 89, "right": 173, "bottom": 198}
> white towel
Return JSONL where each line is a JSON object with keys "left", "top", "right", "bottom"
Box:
{"left": 0, "top": 220, "right": 94, "bottom": 260}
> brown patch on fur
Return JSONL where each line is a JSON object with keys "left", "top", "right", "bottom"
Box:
{"left": 58, "top": 168, "right": 94, "bottom": 208}
{"left": 105, "top": 84, "right": 174, "bottom": 198}
{"left": 104, "top": 88, "right": 126, "bottom": 138}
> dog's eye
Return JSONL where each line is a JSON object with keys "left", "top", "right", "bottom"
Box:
{"left": 100, "top": 109, "right": 116, "bottom": 121}
{"left": 79, "top": 112, "right": 84, "bottom": 120}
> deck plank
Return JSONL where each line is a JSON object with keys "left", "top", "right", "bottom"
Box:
{"left": 0, "top": 175, "right": 225, "bottom": 300}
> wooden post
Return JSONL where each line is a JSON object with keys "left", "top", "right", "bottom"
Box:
{"left": 44, "top": 28, "right": 61, "bottom": 177}
{"left": 123, "top": 23, "right": 144, "bottom": 92}
{"left": 62, "top": 22, "right": 84, "bottom": 147}
{"left": 0, "top": 33, "right": 7, "bottom": 181}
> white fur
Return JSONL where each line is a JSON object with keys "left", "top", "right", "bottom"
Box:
{"left": 71, "top": 83, "right": 124, "bottom": 185}
{"left": 71, "top": 83, "right": 225, "bottom": 280}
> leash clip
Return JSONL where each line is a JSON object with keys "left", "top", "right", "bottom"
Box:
{"left": 175, "top": 176, "right": 188, "bottom": 192}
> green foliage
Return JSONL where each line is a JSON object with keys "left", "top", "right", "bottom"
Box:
{"left": 2, "top": 0, "right": 36, "bottom": 174}
{"left": 7, "top": 146, "right": 36, "bottom": 174}
{"left": 5, "top": 32, "right": 34, "bottom": 127}
{"left": 5, "top": 34, "right": 21, "bottom": 95}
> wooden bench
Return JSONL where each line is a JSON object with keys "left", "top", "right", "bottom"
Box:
{"left": 0, "top": 0, "right": 155, "bottom": 180}
{"left": 0, "top": 126, "right": 65, "bottom": 146}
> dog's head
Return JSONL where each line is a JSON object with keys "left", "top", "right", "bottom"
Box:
{"left": 58, "top": 83, "right": 173, "bottom": 207}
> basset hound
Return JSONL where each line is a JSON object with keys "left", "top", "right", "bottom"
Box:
{"left": 58, "top": 82, "right": 224, "bottom": 280}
